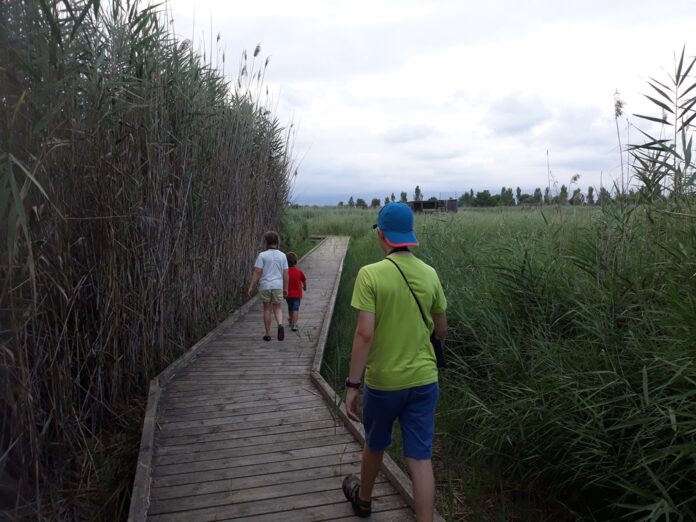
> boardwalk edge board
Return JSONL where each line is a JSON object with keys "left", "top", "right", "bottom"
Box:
{"left": 127, "top": 238, "right": 327, "bottom": 522}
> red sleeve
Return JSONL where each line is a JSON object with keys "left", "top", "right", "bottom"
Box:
{"left": 301, "top": 270, "right": 307, "bottom": 282}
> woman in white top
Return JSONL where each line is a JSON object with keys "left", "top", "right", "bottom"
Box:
{"left": 248, "top": 231, "right": 289, "bottom": 341}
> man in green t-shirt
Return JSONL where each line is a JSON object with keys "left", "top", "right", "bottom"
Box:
{"left": 342, "top": 202, "right": 448, "bottom": 521}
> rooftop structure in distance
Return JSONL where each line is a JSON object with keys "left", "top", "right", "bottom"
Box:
{"left": 408, "top": 199, "right": 458, "bottom": 213}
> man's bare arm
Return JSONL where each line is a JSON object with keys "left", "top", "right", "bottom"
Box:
{"left": 247, "top": 267, "right": 262, "bottom": 296}
{"left": 432, "top": 312, "right": 448, "bottom": 340}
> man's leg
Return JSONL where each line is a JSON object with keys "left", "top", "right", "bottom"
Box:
{"left": 272, "top": 303, "right": 283, "bottom": 326}
{"left": 405, "top": 457, "right": 435, "bottom": 522}
{"left": 359, "top": 446, "right": 384, "bottom": 501}
{"left": 262, "top": 302, "right": 272, "bottom": 336}
{"left": 400, "top": 383, "right": 439, "bottom": 522}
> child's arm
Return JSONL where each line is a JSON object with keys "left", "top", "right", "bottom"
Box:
{"left": 302, "top": 271, "right": 307, "bottom": 291}
{"left": 283, "top": 269, "right": 289, "bottom": 297}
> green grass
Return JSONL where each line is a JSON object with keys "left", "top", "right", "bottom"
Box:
{"left": 285, "top": 203, "right": 696, "bottom": 521}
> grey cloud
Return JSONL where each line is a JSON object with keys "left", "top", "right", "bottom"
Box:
{"left": 383, "top": 124, "right": 434, "bottom": 143}
{"left": 541, "top": 105, "right": 613, "bottom": 149}
{"left": 486, "top": 93, "right": 551, "bottom": 135}
{"left": 411, "top": 149, "right": 461, "bottom": 161}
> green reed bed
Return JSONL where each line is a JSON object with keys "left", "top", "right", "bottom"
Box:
{"left": 286, "top": 204, "right": 696, "bottom": 521}
{"left": 418, "top": 204, "right": 696, "bottom": 521}
{"left": 1, "top": 1, "right": 293, "bottom": 519}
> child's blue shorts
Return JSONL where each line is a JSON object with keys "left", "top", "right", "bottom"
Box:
{"left": 362, "top": 382, "right": 439, "bottom": 460}
{"left": 285, "top": 297, "right": 301, "bottom": 312}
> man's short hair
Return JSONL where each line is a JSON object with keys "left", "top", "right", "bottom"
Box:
{"left": 264, "top": 231, "right": 280, "bottom": 248}
{"left": 286, "top": 251, "right": 298, "bottom": 267}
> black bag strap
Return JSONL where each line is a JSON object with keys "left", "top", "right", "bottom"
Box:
{"left": 385, "top": 257, "right": 429, "bottom": 330}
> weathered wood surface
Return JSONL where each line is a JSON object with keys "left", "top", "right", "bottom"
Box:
{"left": 131, "top": 237, "right": 419, "bottom": 521}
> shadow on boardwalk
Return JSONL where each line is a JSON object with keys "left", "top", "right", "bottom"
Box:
{"left": 129, "top": 237, "right": 419, "bottom": 521}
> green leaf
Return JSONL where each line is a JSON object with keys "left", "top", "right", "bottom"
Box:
{"left": 633, "top": 114, "right": 669, "bottom": 125}
{"left": 38, "top": 0, "right": 62, "bottom": 47}
{"left": 0, "top": 163, "right": 10, "bottom": 227}
{"left": 678, "top": 95, "right": 696, "bottom": 114}
{"left": 676, "top": 45, "right": 686, "bottom": 84}
{"left": 680, "top": 82, "right": 696, "bottom": 100}
{"left": 7, "top": 164, "right": 30, "bottom": 260}
{"left": 644, "top": 95, "right": 674, "bottom": 114}
{"left": 678, "top": 56, "right": 696, "bottom": 87}
{"left": 69, "top": 0, "right": 95, "bottom": 42}
{"left": 8, "top": 154, "right": 50, "bottom": 202}
{"left": 678, "top": 110, "right": 696, "bottom": 132}
{"left": 647, "top": 81, "right": 672, "bottom": 103}
{"left": 649, "top": 76, "right": 672, "bottom": 92}
{"left": 628, "top": 138, "right": 670, "bottom": 150}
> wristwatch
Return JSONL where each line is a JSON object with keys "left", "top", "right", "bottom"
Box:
{"left": 345, "top": 378, "right": 361, "bottom": 389}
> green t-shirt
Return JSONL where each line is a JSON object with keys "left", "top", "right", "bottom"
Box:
{"left": 351, "top": 253, "right": 447, "bottom": 391}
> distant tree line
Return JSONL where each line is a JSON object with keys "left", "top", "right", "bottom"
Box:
{"left": 457, "top": 185, "right": 613, "bottom": 207}
{"left": 337, "top": 184, "right": 617, "bottom": 208}
{"left": 338, "top": 186, "right": 424, "bottom": 208}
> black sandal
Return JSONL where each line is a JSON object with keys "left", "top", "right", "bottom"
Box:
{"left": 342, "top": 474, "right": 371, "bottom": 518}
{"left": 262, "top": 335, "right": 271, "bottom": 342}
{"left": 277, "top": 325, "right": 284, "bottom": 341}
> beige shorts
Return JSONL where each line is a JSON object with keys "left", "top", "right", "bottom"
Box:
{"left": 259, "top": 289, "right": 284, "bottom": 304}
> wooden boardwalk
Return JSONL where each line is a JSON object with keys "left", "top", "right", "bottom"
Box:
{"left": 129, "top": 237, "right": 422, "bottom": 521}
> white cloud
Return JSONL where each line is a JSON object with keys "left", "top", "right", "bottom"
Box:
{"left": 168, "top": 0, "right": 696, "bottom": 202}
{"left": 383, "top": 124, "right": 435, "bottom": 143}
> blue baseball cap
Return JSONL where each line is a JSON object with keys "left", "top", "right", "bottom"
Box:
{"left": 372, "top": 202, "right": 419, "bottom": 247}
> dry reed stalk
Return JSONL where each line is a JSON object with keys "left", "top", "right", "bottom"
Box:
{"left": 1, "top": 0, "right": 294, "bottom": 519}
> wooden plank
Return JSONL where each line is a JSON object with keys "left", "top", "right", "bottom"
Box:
{"left": 155, "top": 410, "right": 336, "bottom": 441}
{"left": 160, "top": 391, "right": 320, "bottom": 413}
{"left": 157, "top": 405, "right": 331, "bottom": 432}
{"left": 153, "top": 433, "right": 356, "bottom": 466}
{"left": 150, "top": 474, "right": 389, "bottom": 515}
{"left": 153, "top": 441, "right": 361, "bottom": 477}
{"left": 329, "top": 507, "right": 415, "bottom": 522}
{"left": 162, "top": 380, "right": 308, "bottom": 394}
{"left": 182, "top": 359, "right": 315, "bottom": 367}
{"left": 155, "top": 419, "right": 339, "bottom": 448}
{"left": 225, "top": 495, "right": 411, "bottom": 522}
{"left": 159, "top": 395, "right": 324, "bottom": 422}
{"left": 128, "top": 380, "right": 161, "bottom": 522}
{"left": 152, "top": 450, "right": 364, "bottom": 489}
{"left": 169, "top": 368, "right": 311, "bottom": 379}
{"left": 178, "top": 365, "right": 314, "bottom": 371}
{"left": 150, "top": 460, "right": 362, "bottom": 500}
{"left": 155, "top": 423, "right": 348, "bottom": 457}
{"left": 162, "top": 380, "right": 310, "bottom": 396}
{"left": 147, "top": 482, "right": 396, "bottom": 521}
{"left": 164, "top": 376, "right": 309, "bottom": 387}
{"left": 162, "top": 392, "right": 320, "bottom": 416}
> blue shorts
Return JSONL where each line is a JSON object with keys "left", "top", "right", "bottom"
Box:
{"left": 362, "top": 382, "right": 439, "bottom": 459}
{"left": 285, "top": 298, "right": 301, "bottom": 312}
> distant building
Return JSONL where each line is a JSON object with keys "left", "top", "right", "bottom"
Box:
{"left": 408, "top": 199, "right": 458, "bottom": 213}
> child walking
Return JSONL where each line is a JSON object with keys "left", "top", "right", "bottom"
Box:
{"left": 285, "top": 252, "right": 307, "bottom": 331}
{"left": 247, "top": 231, "right": 289, "bottom": 341}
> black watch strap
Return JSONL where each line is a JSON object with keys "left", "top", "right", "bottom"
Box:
{"left": 345, "top": 378, "right": 361, "bottom": 389}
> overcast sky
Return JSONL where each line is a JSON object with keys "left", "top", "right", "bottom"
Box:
{"left": 168, "top": 0, "right": 696, "bottom": 204}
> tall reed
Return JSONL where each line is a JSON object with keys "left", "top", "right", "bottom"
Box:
{"left": 286, "top": 202, "right": 695, "bottom": 520}
{"left": 1, "top": 0, "right": 293, "bottom": 519}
